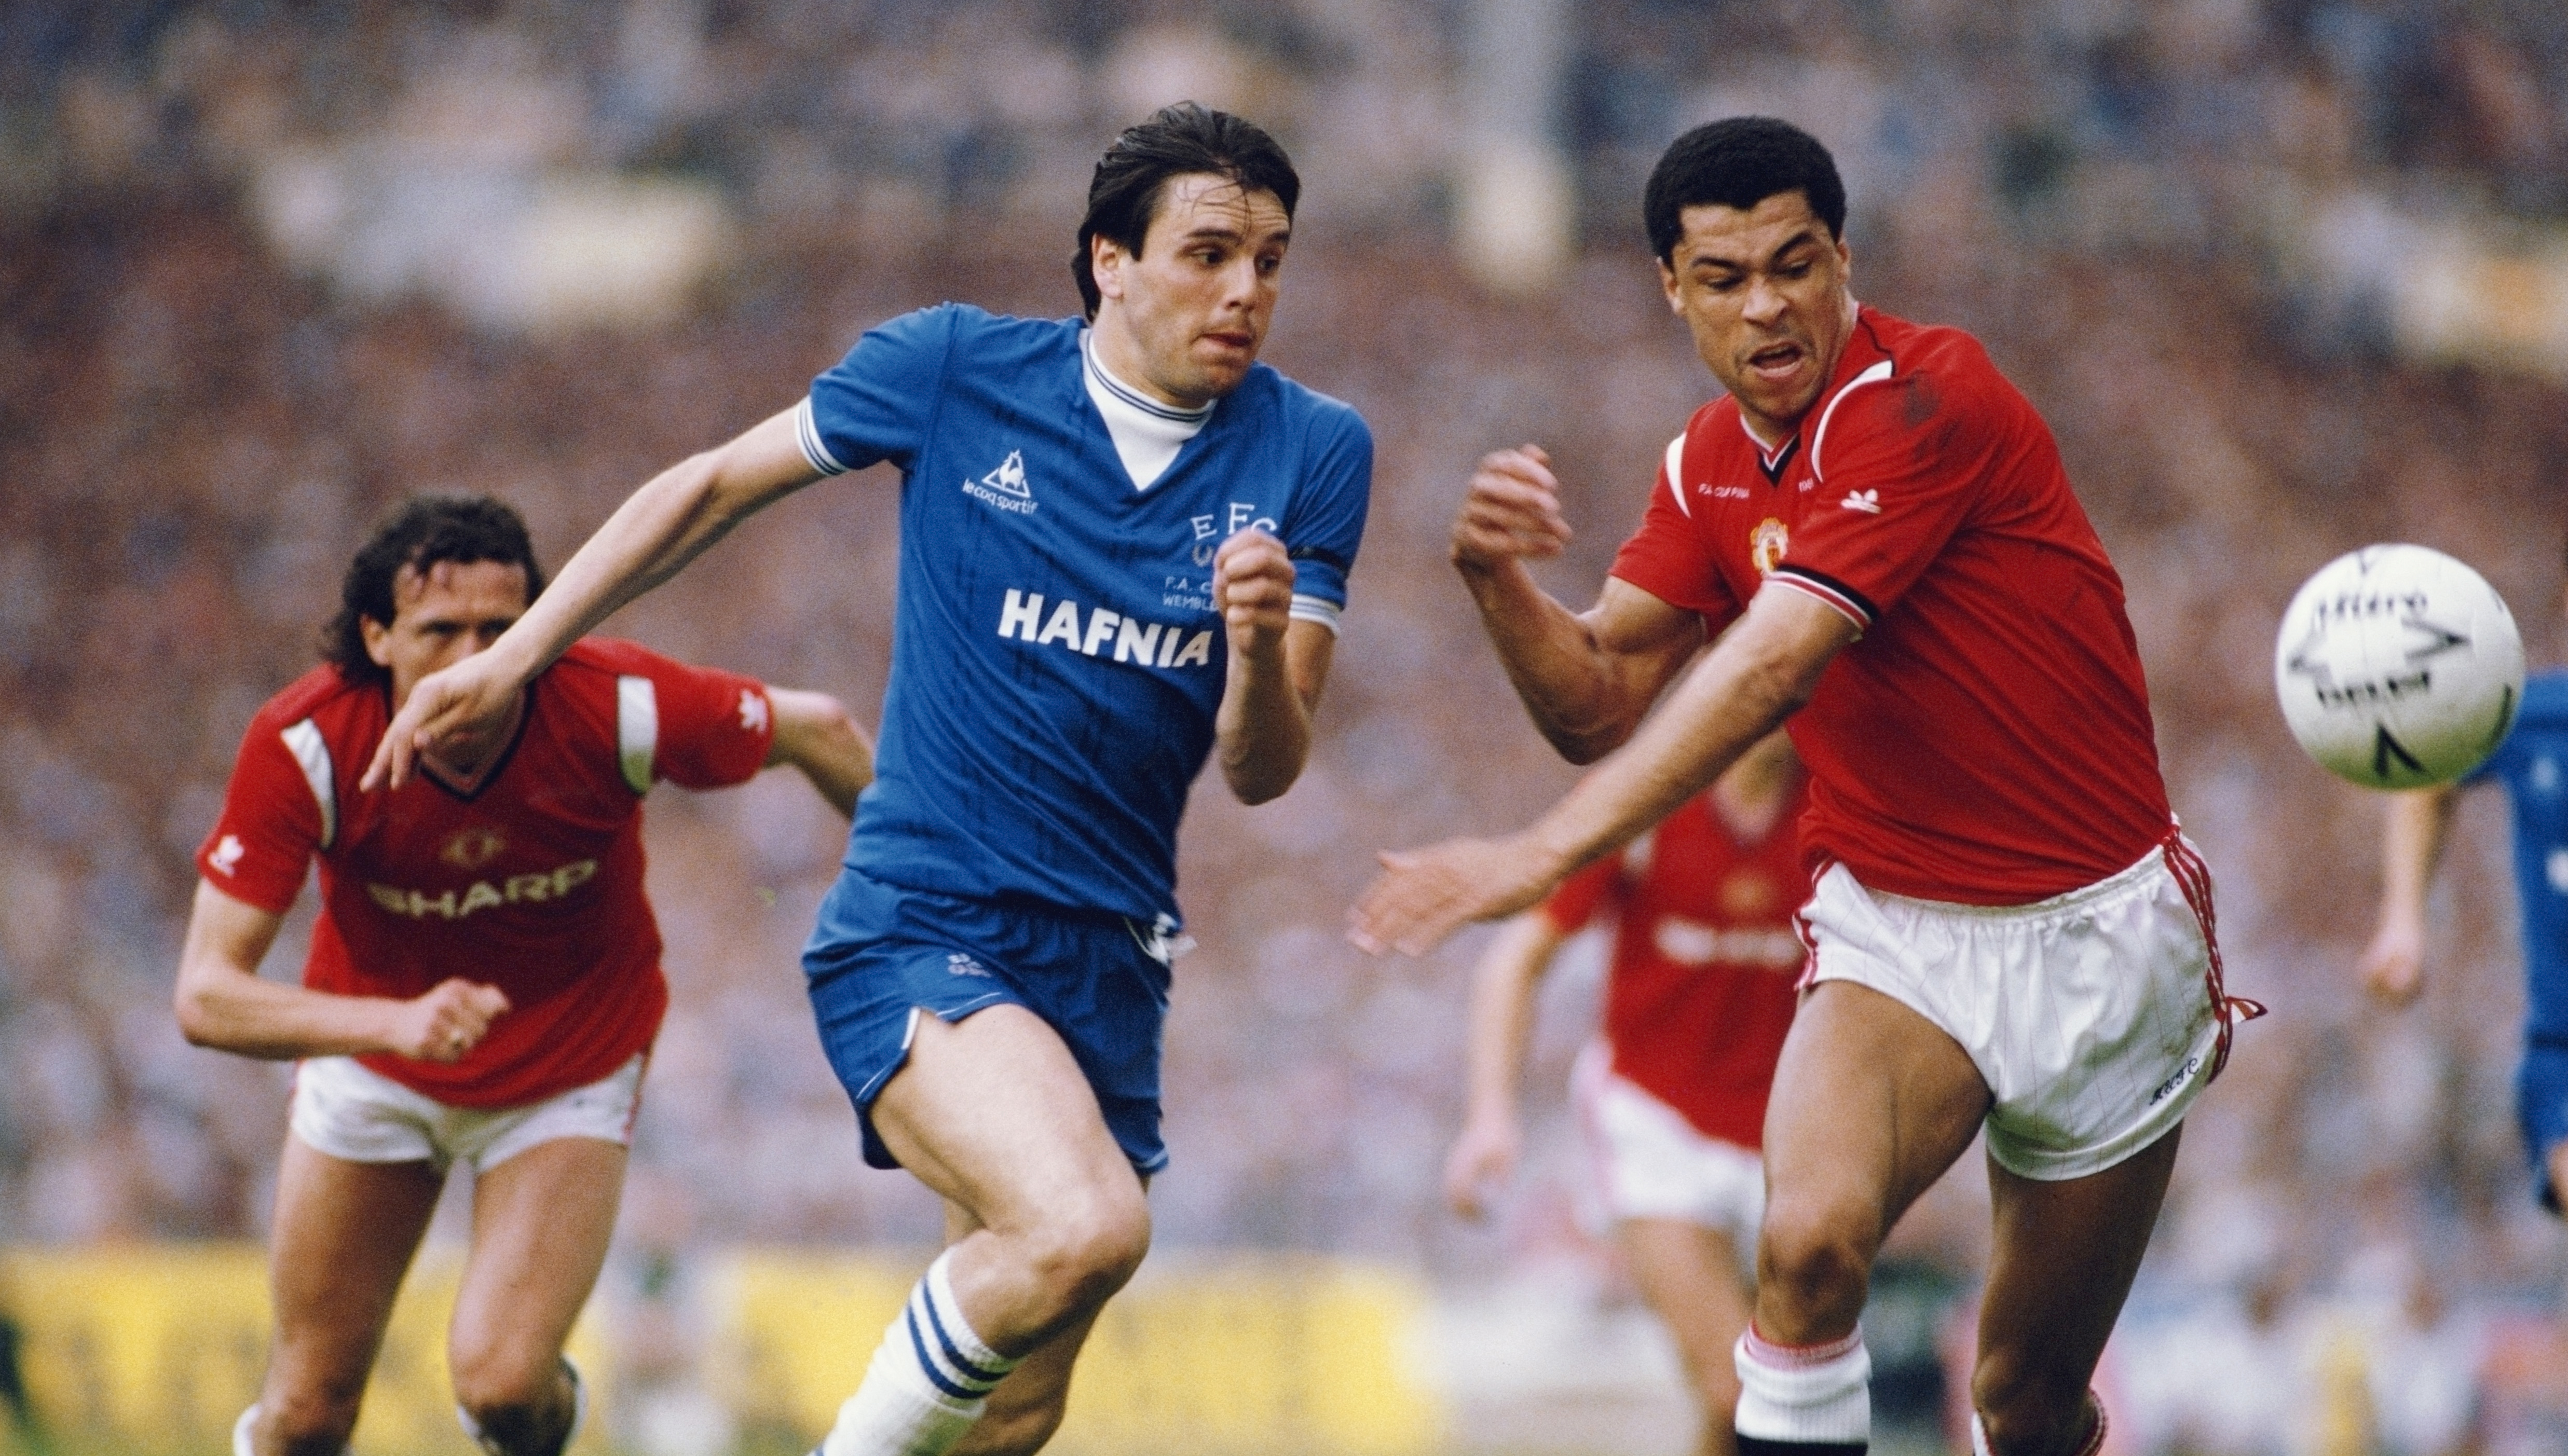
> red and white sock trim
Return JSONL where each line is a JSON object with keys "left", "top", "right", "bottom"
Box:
{"left": 1741, "top": 1325, "right": 1864, "bottom": 1370}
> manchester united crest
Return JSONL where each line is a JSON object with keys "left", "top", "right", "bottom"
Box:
{"left": 1750, "top": 518, "right": 1790, "bottom": 576}
{"left": 440, "top": 826, "right": 509, "bottom": 871}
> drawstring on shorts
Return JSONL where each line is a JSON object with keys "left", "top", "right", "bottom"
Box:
{"left": 2159, "top": 828, "right": 2264, "bottom": 1081}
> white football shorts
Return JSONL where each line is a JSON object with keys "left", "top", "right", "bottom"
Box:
{"left": 290, "top": 1053, "right": 646, "bottom": 1175}
{"left": 1572, "top": 1042, "right": 1765, "bottom": 1253}
{"left": 1798, "top": 835, "right": 2238, "bottom": 1182}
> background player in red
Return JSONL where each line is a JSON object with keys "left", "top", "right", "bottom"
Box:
{"left": 1356, "top": 118, "right": 2258, "bottom": 1456}
{"left": 1444, "top": 731, "right": 1805, "bottom": 1456}
{"left": 174, "top": 496, "right": 872, "bottom": 1456}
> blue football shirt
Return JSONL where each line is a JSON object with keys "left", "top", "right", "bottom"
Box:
{"left": 2467, "top": 669, "right": 2568, "bottom": 1041}
{"left": 793, "top": 303, "right": 1372, "bottom": 923}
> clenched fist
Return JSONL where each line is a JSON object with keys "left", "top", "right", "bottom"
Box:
{"left": 388, "top": 979, "right": 511, "bottom": 1063}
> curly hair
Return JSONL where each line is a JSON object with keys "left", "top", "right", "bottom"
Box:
{"left": 324, "top": 495, "right": 545, "bottom": 684}
{"left": 1644, "top": 117, "right": 1848, "bottom": 265}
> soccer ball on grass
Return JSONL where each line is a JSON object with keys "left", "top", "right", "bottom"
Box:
{"left": 2273, "top": 544, "right": 2524, "bottom": 789}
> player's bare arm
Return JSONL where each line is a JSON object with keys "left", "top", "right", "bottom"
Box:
{"left": 1453, "top": 445, "right": 1706, "bottom": 763}
{"left": 766, "top": 687, "right": 875, "bottom": 818}
{"left": 1212, "top": 528, "right": 1332, "bottom": 805}
{"left": 1353, "top": 586, "right": 1851, "bottom": 957}
{"left": 366, "top": 406, "right": 822, "bottom": 792}
{"left": 1444, "top": 911, "right": 1566, "bottom": 1219}
{"left": 174, "top": 881, "right": 508, "bottom": 1062}
{"left": 2360, "top": 785, "right": 2461, "bottom": 1005}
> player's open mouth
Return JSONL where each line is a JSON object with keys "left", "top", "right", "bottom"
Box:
{"left": 1746, "top": 343, "right": 1804, "bottom": 381}
{"left": 1204, "top": 331, "right": 1255, "bottom": 352}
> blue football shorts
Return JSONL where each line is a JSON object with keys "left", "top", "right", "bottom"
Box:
{"left": 2519, "top": 1037, "right": 2568, "bottom": 1214}
{"left": 802, "top": 868, "right": 1177, "bottom": 1175}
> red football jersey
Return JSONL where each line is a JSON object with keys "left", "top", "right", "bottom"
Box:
{"left": 1542, "top": 787, "right": 1806, "bottom": 1150}
{"left": 197, "top": 638, "right": 775, "bottom": 1108}
{"left": 1609, "top": 306, "right": 2171, "bottom": 904}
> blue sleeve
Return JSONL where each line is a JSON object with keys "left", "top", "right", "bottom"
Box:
{"left": 1283, "top": 402, "right": 1373, "bottom": 628}
{"left": 797, "top": 305, "right": 964, "bottom": 476}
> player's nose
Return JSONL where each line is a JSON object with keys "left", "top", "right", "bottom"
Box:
{"left": 1742, "top": 276, "right": 1787, "bottom": 321}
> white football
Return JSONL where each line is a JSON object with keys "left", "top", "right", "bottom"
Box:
{"left": 2274, "top": 544, "right": 2524, "bottom": 789}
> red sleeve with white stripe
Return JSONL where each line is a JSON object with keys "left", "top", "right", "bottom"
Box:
{"left": 603, "top": 643, "right": 776, "bottom": 791}
{"left": 1605, "top": 424, "right": 1745, "bottom": 626}
{"left": 1764, "top": 364, "right": 2003, "bottom": 631}
{"left": 198, "top": 710, "right": 322, "bottom": 913}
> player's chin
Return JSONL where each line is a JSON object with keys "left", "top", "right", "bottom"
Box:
{"left": 1192, "top": 343, "right": 1258, "bottom": 388}
{"left": 1741, "top": 375, "right": 1824, "bottom": 425}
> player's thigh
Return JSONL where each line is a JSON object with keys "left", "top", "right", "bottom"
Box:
{"left": 1619, "top": 1218, "right": 1752, "bottom": 1387}
{"left": 1760, "top": 981, "right": 1987, "bottom": 1252}
{"left": 873, "top": 1004, "right": 1142, "bottom": 1237}
{"left": 265, "top": 1134, "right": 444, "bottom": 1389}
{"left": 449, "top": 1136, "right": 627, "bottom": 1391}
{"left": 1974, "top": 1124, "right": 2179, "bottom": 1419}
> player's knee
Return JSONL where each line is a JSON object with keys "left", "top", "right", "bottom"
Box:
{"left": 447, "top": 1337, "right": 559, "bottom": 1430}
{"left": 1970, "top": 1355, "right": 2089, "bottom": 1455}
{"left": 263, "top": 1384, "right": 365, "bottom": 1456}
{"left": 1753, "top": 1201, "right": 1870, "bottom": 1323}
{"left": 1021, "top": 1184, "right": 1150, "bottom": 1316}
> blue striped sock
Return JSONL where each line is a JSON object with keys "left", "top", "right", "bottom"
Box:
{"left": 905, "top": 1252, "right": 1019, "bottom": 1402}
{"left": 819, "top": 1252, "right": 1022, "bottom": 1456}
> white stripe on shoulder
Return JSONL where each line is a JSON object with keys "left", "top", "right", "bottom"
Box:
{"left": 1808, "top": 360, "right": 1894, "bottom": 484}
{"left": 1288, "top": 593, "right": 1343, "bottom": 635}
{"left": 616, "top": 676, "right": 658, "bottom": 795}
{"left": 280, "top": 719, "right": 337, "bottom": 850}
{"left": 794, "top": 397, "right": 850, "bottom": 477}
{"left": 1662, "top": 432, "right": 1691, "bottom": 518}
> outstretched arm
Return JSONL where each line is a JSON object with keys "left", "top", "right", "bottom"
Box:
{"left": 1213, "top": 529, "right": 1334, "bottom": 805}
{"left": 1353, "top": 585, "right": 1852, "bottom": 957}
{"left": 1444, "top": 911, "right": 1569, "bottom": 1220}
{"left": 765, "top": 687, "right": 873, "bottom": 818}
{"left": 2359, "top": 786, "right": 2461, "bottom": 1005}
{"left": 366, "top": 406, "right": 824, "bottom": 791}
{"left": 1453, "top": 445, "right": 1706, "bottom": 763}
{"left": 174, "top": 881, "right": 508, "bottom": 1061}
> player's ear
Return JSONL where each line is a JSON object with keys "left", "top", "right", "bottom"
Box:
{"left": 361, "top": 615, "right": 394, "bottom": 668}
{"left": 1091, "top": 232, "right": 1129, "bottom": 305}
{"left": 1659, "top": 258, "right": 1683, "bottom": 313}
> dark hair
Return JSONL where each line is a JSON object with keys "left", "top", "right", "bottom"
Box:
{"left": 1644, "top": 117, "right": 1848, "bottom": 265}
{"left": 1072, "top": 102, "right": 1300, "bottom": 320}
{"left": 325, "top": 495, "right": 545, "bottom": 683}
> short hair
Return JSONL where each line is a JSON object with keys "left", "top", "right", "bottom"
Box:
{"left": 1072, "top": 102, "right": 1300, "bottom": 320}
{"left": 325, "top": 495, "right": 545, "bottom": 683}
{"left": 1644, "top": 117, "right": 1848, "bottom": 265}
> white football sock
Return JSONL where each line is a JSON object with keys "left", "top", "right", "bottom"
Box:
{"left": 819, "top": 1252, "right": 1022, "bottom": 1456}
{"left": 1734, "top": 1325, "right": 1870, "bottom": 1446}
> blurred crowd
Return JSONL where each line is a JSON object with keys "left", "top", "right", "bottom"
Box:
{"left": 4, "top": 1, "right": 2568, "bottom": 1451}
